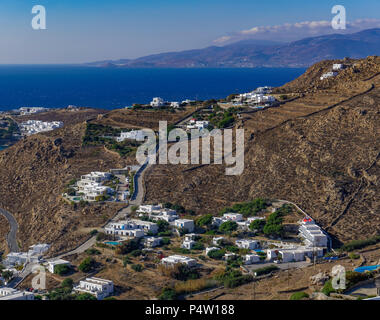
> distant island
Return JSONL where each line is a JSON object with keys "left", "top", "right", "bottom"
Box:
{"left": 85, "top": 28, "right": 380, "bottom": 68}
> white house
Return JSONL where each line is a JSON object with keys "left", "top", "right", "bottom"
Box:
{"left": 184, "top": 233, "right": 197, "bottom": 241}
{"left": 212, "top": 213, "right": 244, "bottom": 227}
{"left": 245, "top": 254, "right": 261, "bottom": 265}
{"left": 144, "top": 237, "right": 162, "bottom": 248}
{"left": 235, "top": 239, "right": 260, "bottom": 250}
{"left": 0, "top": 288, "right": 34, "bottom": 300}
{"left": 333, "top": 63, "right": 344, "bottom": 70}
{"left": 181, "top": 240, "right": 196, "bottom": 250}
{"left": 161, "top": 255, "right": 197, "bottom": 267}
{"left": 320, "top": 71, "right": 338, "bottom": 80}
{"left": 299, "top": 217, "right": 328, "bottom": 247}
{"left": 116, "top": 130, "right": 145, "bottom": 142}
{"left": 74, "top": 277, "right": 114, "bottom": 300}
{"left": 137, "top": 204, "right": 162, "bottom": 214}
{"left": 150, "top": 97, "right": 166, "bottom": 107}
{"left": 224, "top": 253, "right": 236, "bottom": 261}
{"left": 212, "top": 237, "right": 224, "bottom": 246}
{"left": 170, "top": 102, "right": 180, "bottom": 108}
{"left": 149, "top": 209, "right": 179, "bottom": 222}
{"left": 174, "top": 219, "right": 195, "bottom": 233}
{"left": 47, "top": 259, "right": 70, "bottom": 274}
{"left": 266, "top": 249, "right": 278, "bottom": 261}
{"left": 205, "top": 247, "right": 220, "bottom": 255}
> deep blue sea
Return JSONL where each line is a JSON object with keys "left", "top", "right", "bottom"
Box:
{"left": 0, "top": 66, "right": 305, "bottom": 110}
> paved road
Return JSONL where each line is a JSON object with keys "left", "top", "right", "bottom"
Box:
{"left": 0, "top": 208, "right": 19, "bottom": 253}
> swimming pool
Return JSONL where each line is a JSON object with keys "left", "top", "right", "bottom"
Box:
{"left": 105, "top": 241, "right": 121, "bottom": 246}
{"left": 354, "top": 265, "right": 380, "bottom": 273}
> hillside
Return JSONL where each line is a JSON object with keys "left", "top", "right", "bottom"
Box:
{"left": 144, "top": 56, "right": 380, "bottom": 245}
{"left": 86, "top": 29, "right": 380, "bottom": 68}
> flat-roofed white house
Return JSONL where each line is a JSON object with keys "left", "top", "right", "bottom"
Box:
{"left": 245, "top": 254, "right": 260, "bottom": 265}
{"left": 184, "top": 233, "right": 197, "bottom": 241}
{"left": 212, "top": 237, "right": 224, "bottom": 246}
{"left": 161, "top": 255, "right": 196, "bottom": 267}
{"left": 144, "top": 237, "right": 162, "bottom": 248}
{"left": 174, "top": 219, "right": 194, "bottom": 233}
{"left": 149, "top": 209, "right": 179, "bottom": 222}
{"left": 298, "top": 217, "right": 328, "bottom": 248}
{"left": 333, "top": 63, "right": 345, "bottom": 70}
{"left": 266, "top": 249, "right": 278, "bottom": 261}
{"left": 205, "top": 247, "right": 220, "bottom": 255}
{"left": 137, "top": 204, "right": 162, "bottom": 214}
{"left": 0, "top": 288, "right": 34, "bottom": 300}
{"left": 116, "top": 130, "right": 145, "bottom": 142}
{"left": 181, "top": 240, "right": 195, "bottom": 250}
{"left": 320, "top": 71, "right": 338, "bottom": 80}
{"left": 150, "top": 97, "right": 166, "bottom": 107}
{"left": 47, "top": 259, "right": 70, "bottom": 274}
{"left": 235, "top": 239, "right": 260, "bottom": 250}
{"left": 74, "top": 277, "right": 114, "bottom": 300}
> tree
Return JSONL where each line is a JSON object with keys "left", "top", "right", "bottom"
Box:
{"left": 196, "top": 214, "right": 213, "bottom": 227}
{"left": 156, "top": 220, "right": 170, "bottom": 233}
{"left": 207, "top": 249, "right": 225, "bottom": 260}
{"left": 158, "top": 287, "right": 177, "bottom": 300}
{"left": 78, "top": 257, "right": 96, "bottom": 273}
{"left": 249, "top": 219, "right": 266, "bottom": 232}
{"left": 219, "top": 221, "right": 238, "bottom": 233}
{"left": 75, "top": 293, "right": 97, "bottom": 300}
{"left": 61, "top": 278, "right": 74, "bottom": 290}
{"left": 54, "top": 264, "right": 71, "bottom": 276}
{"left": 1, "top": 270, "right": 13, "bottom": 282}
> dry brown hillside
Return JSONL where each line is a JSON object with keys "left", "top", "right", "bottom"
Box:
{"left": 145, "top": 57, "right": 380, "bottom": 245}
{"left": 0, "top": 121, "right": 126, "bottom": 254}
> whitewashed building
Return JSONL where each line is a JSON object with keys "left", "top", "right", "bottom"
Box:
{"left": 150, "top": 97, "right": 166, "bottom": 107}
{"left": 161, "top": 255, "right": 197, "bottom": 267}
{"left": 74, "top": 277, "right": 114, "bottom": 300}
{"left": 245, "top": 254, "right": 261, "bottom": 265}
{"left": 235, "top": 239, "right": 260, "bottom": 250}
{"left": 174, "top": 219, "right": 195, "bottom": 233}
{"left": 0, "top": 288, "right": 34, "bottom": 300}
{"left": 47, "top": 259, "right": 70, "bottom": 274}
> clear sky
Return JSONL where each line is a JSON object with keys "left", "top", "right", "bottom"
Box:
{"left": 0, "top": 0, "right": 379, "bottom": 63}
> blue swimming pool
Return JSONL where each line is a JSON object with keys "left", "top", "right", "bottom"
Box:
{"left": 354, "top": 265, "right": 380, "bottom": 273}
{"left": 105, "top": 241, "right": 121, "bottom": 246}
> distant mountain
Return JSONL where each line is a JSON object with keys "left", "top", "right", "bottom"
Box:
{"left": 86, "top": 29, "right": 380, "bottom": 68}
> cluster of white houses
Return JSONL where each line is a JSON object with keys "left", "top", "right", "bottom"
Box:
{"left": 320, "top": 63, "right": 345, "bottom": 80}
{"left": 186, "top": 119, "right": 210, "bottom": 130}
{"left": 64, "top": 171, "right": 116, "bottom": 202}
{"left": 17, "top": 107, "right": 48, "bottom": 115}
{"left": 231, "top": 86, "right": 276, "bottom": 107}
{"left": 3, "top": 244, "right": 50, "bottom": 269}
{"left": 19, "top": 120, "right": 63, "bottom": 136}
{"left": 212, "top": 213, "right": 265, "bottom": 230}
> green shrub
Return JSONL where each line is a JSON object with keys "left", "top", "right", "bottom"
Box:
{"left": 219, "top": 221, "right": 238, "bottom": 233}
{"left": 321, "top": 280, "right": 336, "bottom": 296}
{"left": 348, "top": 253, "right": 360, "bottom": 260}
{"left": 78, "top": 257, "right": 96, "bottom": 273}
{"left": 340, "top": 236, "right": 380, "bottom": 252}
{"left": 85, "top": 248, "right": 101, "bottom": 255}
{"left": 207, "top": 249, "right": 225, "bottom": 260}
{"left": 254, "top": 265, "right": 279, "bottom": 276}
{"left": 123, "top": 256, "right": 132, "bottom": 266}
{"left": 290, "top": 291, "right": 309, "bottom": 300}
{"left": 61, "top": 278, "right": 74, "bottom": 289}
{"left": 158, "top": 287, "right": 177, "bottom": 300}
{"left": 131, "top": 264, "right": 143, "bottom": 272}
{"left": 54, "top": 264, "right": 71, "bottom": 276}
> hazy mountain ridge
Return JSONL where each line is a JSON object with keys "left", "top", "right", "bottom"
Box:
{"left": 86, "top": 29, "right": 380, "bottom": 68}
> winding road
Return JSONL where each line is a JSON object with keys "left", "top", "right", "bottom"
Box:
{"left": 0, "top": 208, "right": 19, "bottom": 253}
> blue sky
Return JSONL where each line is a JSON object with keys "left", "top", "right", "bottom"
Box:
{"left": 0, "top": 0, "right": 379, "bottom": 63}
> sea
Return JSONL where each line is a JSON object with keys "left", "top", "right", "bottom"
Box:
{"left": 0, "top": 66, "right": 306, "bottom": 111}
